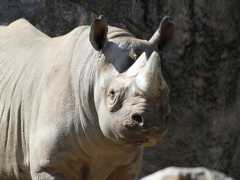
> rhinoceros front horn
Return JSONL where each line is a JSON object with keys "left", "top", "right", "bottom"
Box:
{"left": 135, "top": 51, "right": 166, "bottom": 97}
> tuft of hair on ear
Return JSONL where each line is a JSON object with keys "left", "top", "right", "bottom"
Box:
{"left": 90, "top": 15, "right": 108, "bottom": 51}
{"left": 149, "top": 16, "right": 175, "bottom": 50}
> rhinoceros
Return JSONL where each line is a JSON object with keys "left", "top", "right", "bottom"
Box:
{"left": 0, "top": 15, "right": 174, "bottom": 180}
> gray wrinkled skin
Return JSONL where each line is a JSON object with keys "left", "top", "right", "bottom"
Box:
{"left": 0, "top": 19, "right": 170, "bottom": 180}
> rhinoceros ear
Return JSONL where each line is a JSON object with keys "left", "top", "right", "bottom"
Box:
{"left": 90, "top": 15, "right": 108, "bottom": 51}
{"left": 149, "top": 16, "right": 175, "bottom": 49}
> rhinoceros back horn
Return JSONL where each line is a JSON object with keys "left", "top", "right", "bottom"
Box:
{"left": 149, "top": 16, "right": 175, "bottom": 49}
{"left": 135, "top": 51, "right": 165, "bottom": 97}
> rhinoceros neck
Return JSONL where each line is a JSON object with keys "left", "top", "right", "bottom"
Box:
{"left": 69, "top": 31, "right": 109, "bottom": 156}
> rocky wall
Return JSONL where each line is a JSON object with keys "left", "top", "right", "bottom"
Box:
{"left": 0, "top": 0, "right": 239, "bottom": 178}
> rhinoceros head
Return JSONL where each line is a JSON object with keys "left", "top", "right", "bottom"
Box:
{"left": 90, "top": 15, "right": 174, "bottom": 146}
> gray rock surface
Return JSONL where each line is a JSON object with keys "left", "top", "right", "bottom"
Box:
{"left": 141, "top": 167, "right": 234, "bottom": 180}
{"left": 0, "top": 0, "right": 239, "bottom": 179}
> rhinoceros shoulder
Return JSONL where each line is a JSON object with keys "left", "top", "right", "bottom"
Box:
{"left": 1, "top": 18, "right": 49, "bottom": 40}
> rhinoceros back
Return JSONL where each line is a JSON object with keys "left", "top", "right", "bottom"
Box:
{"left": 0, "top": 19, "right": 87, "bottom": 179}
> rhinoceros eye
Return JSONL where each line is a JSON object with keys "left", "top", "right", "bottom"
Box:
{"left": 107, "top": 89, "right": 123, "bottom": 112}
{"left": 109, "top": 89, "right": 115, "bottom": 100}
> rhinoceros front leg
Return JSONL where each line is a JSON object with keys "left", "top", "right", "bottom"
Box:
{"left": 30, "top": 148, "right": 67, "bottom": 180}
{"left": 106, "top": 164, "right": 140, "bottom": 180}
{"left": 29, "top": 127, "right": 72, "bottom": 180}
{"left": 106, "top": 151, "right": 142, "bottom": 180}
{"left": 31, "top": 171, "right": 65, "bottom": 180}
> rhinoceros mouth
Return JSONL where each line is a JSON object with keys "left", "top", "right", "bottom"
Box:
{"left": 116, "top": 128, "right": 168, "bottom": 147}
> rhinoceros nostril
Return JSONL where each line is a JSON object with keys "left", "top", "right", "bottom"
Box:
{"left": 131, "top": 113, "right": 144, "bottom": 126}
